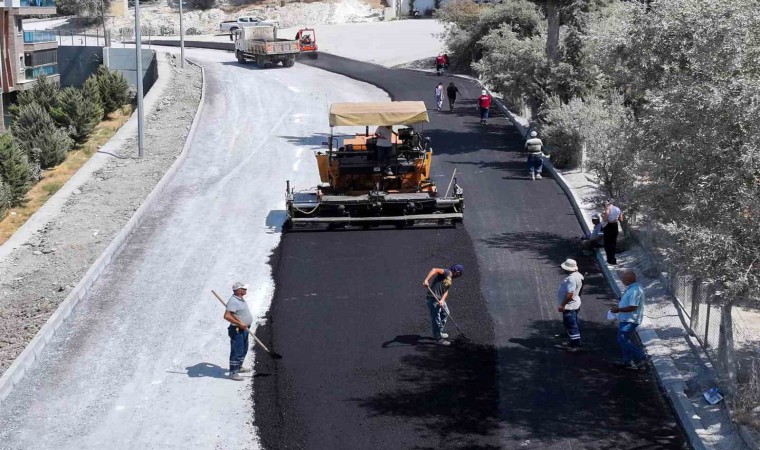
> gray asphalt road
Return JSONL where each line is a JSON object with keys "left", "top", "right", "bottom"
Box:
{"left": 254, "top": 54, "right": 687, "bottom": 449}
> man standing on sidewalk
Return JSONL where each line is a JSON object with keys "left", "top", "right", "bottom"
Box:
{"left": 611, "top": 270, "right": 647, "bottom": 370}
{"left": 224, "top": 282, "right": 254, "bottom": 381}
{"left": 602, "top": 200, "right": 623, "bottom": 265}
{"left": 557, "top": 259, "right": 583, "bottom": 351}
{"left": 422, "top": 264, "right": 464, "bottom": 346}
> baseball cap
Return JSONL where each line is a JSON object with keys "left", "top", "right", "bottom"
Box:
{"left": 449, "top": 264, "right": 464, "bottom": 275}
{"left": 232, "top": 282, "right": 249, "bottom": 290}
{"left": 481, "top": 89, "right": 487, "bottom": 95}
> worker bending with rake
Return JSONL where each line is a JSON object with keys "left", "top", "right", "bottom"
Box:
{"left": 422, "top": 264, "right": 464, "bottom": 346}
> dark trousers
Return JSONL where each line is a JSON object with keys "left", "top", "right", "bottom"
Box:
{"left": 562, "top": 309, "right": 581, "bottom": 346}
{"left": 479, "top": 107, "right": 490, "bottom": 121}
{"left": 228, "top": 325, "right": 249, "bottom": 373}
{"left": 448, "top": 96, "right": 456, "bottom": 110}
{"left": 603, "top": 222, "right": 619, "bottom": 264}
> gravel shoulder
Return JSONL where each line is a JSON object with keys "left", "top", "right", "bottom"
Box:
{"left": 0, "top": 54, "right": 202, "bottom": 376}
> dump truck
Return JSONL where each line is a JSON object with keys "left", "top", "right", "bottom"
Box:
{"left": 284, "top": 101, "right": 464, "bottom": 230}
{"left": 234, "top": 25, "right": 300, "bottom": 67}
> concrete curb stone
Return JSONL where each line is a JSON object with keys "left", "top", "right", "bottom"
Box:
{"left": 0, "top": 56, "right": 206, "bottom": 408}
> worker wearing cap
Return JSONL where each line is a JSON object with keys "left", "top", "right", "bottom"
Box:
{"left": 477, "top": 90, "right": 491, "bottom": 125}
{"left": 422, "top": 264, "right": 464, "bottom": 346}
{"left": 524, "top": 130, "right": 545, "bottom": 180}
{"left": 557, "top": 259, "right": 584, "bottom": 351}
{"left": 225, "top": 282, "right": 254, "bottom": 381}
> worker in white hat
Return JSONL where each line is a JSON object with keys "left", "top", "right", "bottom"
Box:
{"left": 477, "top": 89, "right": 492, "bottom": 125}
{"left": 225, "top": 282, "right": 253, "bottom": 380}
{"left": 557, "top": 259, "right": 584, "bottom": 352}
{"left": 524, "top": 130, "right": 545, "bottom": 180}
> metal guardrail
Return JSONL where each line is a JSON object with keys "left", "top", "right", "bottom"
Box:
{"left": 25, "top": 64, "right": 57, "bottom": 79}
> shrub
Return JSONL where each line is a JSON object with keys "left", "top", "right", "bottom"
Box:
{"left": 53, "top": 86, "right": 104, "bottom": 144}
{"left": 0, "top": 134, "right": 34, "bottom": 206}
{"left": 11, "top": 103, "right": 74, "bottom": 169}
{"left": 94, "top": 67, "right": 129, "bottom": 118}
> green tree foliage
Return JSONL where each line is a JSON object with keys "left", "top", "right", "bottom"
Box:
{"left": 437, "top": 0, "right": 543, "bottom": 70}
{"left": 56, "top": 0, "right": 111, "bottom": 17}
{"left": 53, "top": 86, "right": 104, "bottom": 144}
{"left": 11, "top": 103, "right": 74, "bottom": 169}
{"left": 0, "top": 134, "right": 34, "bottom": 206}
{"left": 94, "top": 67, "right": 129, "bottom": 118}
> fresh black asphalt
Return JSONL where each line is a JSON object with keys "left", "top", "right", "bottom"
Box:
{"left": 254, "top": 53, "right": 686, "bottom": 449}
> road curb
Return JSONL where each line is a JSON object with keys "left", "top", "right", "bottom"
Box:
{"left": 0, "top": 58, "right": 206, "bottom": 408}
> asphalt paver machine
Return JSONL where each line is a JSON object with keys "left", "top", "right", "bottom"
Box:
{"left": 285, "top": 101, "right": 464, "bottom": 230}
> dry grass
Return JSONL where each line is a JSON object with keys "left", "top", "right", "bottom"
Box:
{"left": 0, "top": 106, "right": 133, "bottom": 245}
{"left": 734, "top": 358, "right": 760, "bottom": 431}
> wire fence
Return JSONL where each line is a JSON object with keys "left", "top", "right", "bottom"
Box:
{"left": 664, "top": 271, "right": 723, "bottom": 362}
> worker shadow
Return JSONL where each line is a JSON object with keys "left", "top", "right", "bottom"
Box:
{"left": 167, "top": 362, "right": 230, "bottom": 379}
{"left": 279, "top": 133, "right": 335, "bottom": 149}
{"left": 381, "top": 334, "right": 439, "bottom": 348}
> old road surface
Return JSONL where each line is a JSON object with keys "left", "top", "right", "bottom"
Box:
{"left": 0, "top": 48, "right": 389, "bottom": 449}
{"left": 254, "top": 54, "right": 687, "bottom": 449}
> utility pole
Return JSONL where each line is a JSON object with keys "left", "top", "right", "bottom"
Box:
{"left": 179, "top": 0, "right": 185, "bottom": 67}
{"left": 135, "top": 0, "right": 145, "bottom": 157}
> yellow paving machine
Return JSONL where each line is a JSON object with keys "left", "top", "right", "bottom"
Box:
{"left": 284, "top": 101, "right": 464, "bottom": 229}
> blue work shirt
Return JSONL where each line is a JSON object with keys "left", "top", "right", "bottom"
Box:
{"left": 618, "top": 282, "right": 645, "bottom": 324}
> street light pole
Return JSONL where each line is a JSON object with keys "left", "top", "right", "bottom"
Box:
{"left": 135, "top": 0, "right": 145, "bottom": 157}
{"left": 179, "top": 0, "right": 185, "bottom": 67}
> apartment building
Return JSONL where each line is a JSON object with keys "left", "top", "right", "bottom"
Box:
{"left": 0, "top": 0, "right": 58, "bottom": 130}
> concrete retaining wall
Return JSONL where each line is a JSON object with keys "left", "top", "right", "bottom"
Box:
{"left": 103, "top": 47, "right": 159, "bottom": 94}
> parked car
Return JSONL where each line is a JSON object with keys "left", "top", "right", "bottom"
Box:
{"left": 220, "top": 16, "right": 280, "bottom": 39}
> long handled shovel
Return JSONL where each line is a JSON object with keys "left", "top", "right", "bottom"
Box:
{"left": 212, "top": 290, "right": 283, "bottom": 360}
{"left": 426, "top": 286, "right": 470, "bottom": 341}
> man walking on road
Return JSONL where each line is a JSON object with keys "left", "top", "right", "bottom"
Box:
{"left": 557, "top": 259, "right": 584, "bottom": 351}
{"left": 524, "top": 130, "right": 545, "bottom": 180}
{"left": 435, "top": 82, "right": 445, "bottom": 110}
{"left": 478, "top": 90, "right": 491, "bottom": 124}
{"left": 225, "top": 282, "right": 254, "bottom": 381}
{"left": 611, "top": 271, "right": 647, "bottom": 370}
{"left": 602, "top": 200, "right": 623, "bottom": 265}
{"left": 446, "top": 82, "right": 460, "bottom": 111}
{"left": 422, "top": 264, "right": 463, "bottom": 346}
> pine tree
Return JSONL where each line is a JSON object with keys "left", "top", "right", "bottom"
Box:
{"left": 0, "top": 134, "right": 34, "bottom": 206}
{"left": 11, "top": 75, "right": 60, "bottom": 120}
{"left": 53, "top": 86, "right": 103, "bottom": 144}
{"left": 94, "top": 67, "right": 129, "bottom": 117}
{"left": 0, "top": 182, "right": 12, "bottom": 220}
{"left": 11, "top": 103, "right": 73, "bottom": 169}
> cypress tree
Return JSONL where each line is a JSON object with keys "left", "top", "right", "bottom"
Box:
{"left": 94, "top": 67, "right": 129, "bottom": 117}
{"left": 53, "top": 86, "right": 103, "bottom": 144}
{"left": 11, "top": 103, "right": 73, "bottom": 169}
{"left": 0, "top": 134, "right": 33, "bottom": 206}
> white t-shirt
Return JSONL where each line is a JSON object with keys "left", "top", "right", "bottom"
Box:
{"left": 606, "top": 205, "right": 622, "bottom": 223}
{"left": 435, "top": 85, "right": 444, "bottom": 98}
{"left": 376, "top": 126, "right": 393, "bottom": 148}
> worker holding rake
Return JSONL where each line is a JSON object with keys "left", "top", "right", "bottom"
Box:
{"left": 225, "top": 282, "right": 254, "bottom": 381}
{"left": 423, "top": 264, "right": 464, "bottom": 346}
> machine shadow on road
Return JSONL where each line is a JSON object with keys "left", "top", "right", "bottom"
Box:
{"left": 220, "top": 61, "right": 292, "bottom": 70}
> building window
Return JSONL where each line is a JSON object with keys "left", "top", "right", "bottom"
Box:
{"left": 18, "top": 55, "right": 24, "bottom": 72}
{"left": 24, "top": 49, "right": 57, "bottom": 67}
{"left": 16, "top": 17, "right": 22, "bottom": 36}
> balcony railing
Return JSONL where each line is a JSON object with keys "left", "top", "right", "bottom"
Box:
{"left": 23, "top": 30, "right": 57, "bottom": 43}
{"left": 25, "top": 64, "right": 58, "bottom": 80}
{"left": 20, "top": 0, "right": 56, "bottom": 6}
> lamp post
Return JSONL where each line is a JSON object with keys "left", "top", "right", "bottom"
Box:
{"left": 135, "top": 0, "right": 145, "bottom": 157}
{"left": 179, "top": 0, "right": 185, "bottom": 67}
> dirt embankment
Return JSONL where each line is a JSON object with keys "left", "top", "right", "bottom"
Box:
{"left": 0, "top": 54, "right": 201, "bottom": 376}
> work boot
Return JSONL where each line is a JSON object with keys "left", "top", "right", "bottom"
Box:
{"left": 238, "top": 368, "right": 252, "bottom": 373}
{"left": 536, "top": 174, "right": 542, "bottom": 180}
{"left": 438, "top": 332, "right": 449, "bottom": 339}
{"left": 531, "top": 173, "right": 535, "bottom": 181}
{"left": 229, "top": 372, "right": 244, "bottom": 381}
{"left": 437, "top": 338, "right": 451, "bottom": 346}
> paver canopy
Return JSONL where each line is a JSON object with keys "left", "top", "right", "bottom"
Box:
{"left": 329, "top": 101, "right": 429, "bottom": 127}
